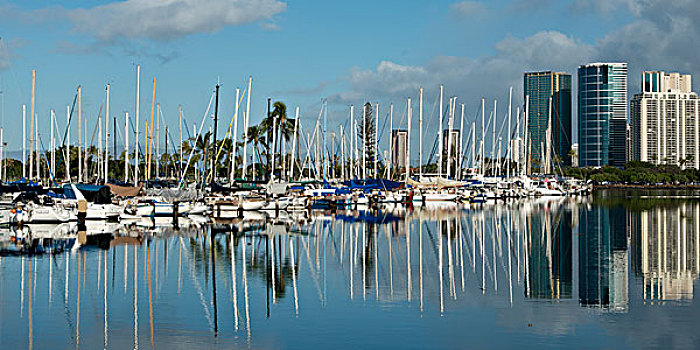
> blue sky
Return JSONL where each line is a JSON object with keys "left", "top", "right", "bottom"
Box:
{"left": 0, "top": 0, "right": 696, "bottom": 160}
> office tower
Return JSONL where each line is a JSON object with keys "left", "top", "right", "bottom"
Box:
{"left": 578, "top": 63, "right": 628, "bottom": 167}
{"left": 630, "top": 71, "right": 700, "bottom": 168}
{"left": 524, "top": 71, "right": 573, "bottom": 170}
{"left": 391, "top": 129, "right": 408, "bottom": 169}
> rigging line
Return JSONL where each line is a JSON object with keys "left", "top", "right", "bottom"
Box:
{"left": 376, "top": 109, "right": 390, "bottom": 144}
{"left": 179, "top": 91, "right": 215, "bottom": 187}
{"left": 61, "top": 94, "right": 78, "bottom": 147}
{"left": 128, "top": 111, "right": 146, "bottom": 160}
{"left": 85, "top": 104, "right": 105, "bottom": 177}
{"left": 206, "top": 88, "right": 248, "bottom": 182}
{"left": 37, "top": 135, "right": 57, "bottom": 185}
{"left": 427, "top": 130, "right": 440, "bottom": 165}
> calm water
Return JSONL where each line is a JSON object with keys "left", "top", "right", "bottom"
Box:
{"left": 2, "top": 191, "right": 700, "bottom": 349}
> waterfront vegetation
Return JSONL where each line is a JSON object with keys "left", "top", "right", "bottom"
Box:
{"left": 563, "top": 161, "right": 700, "bottom": 185}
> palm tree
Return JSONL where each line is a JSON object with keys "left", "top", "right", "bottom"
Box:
{"left": 246, "top": 125, "right": 267, "bottom": 178}
{"left": 259, "top": 101, "right": 295, "bottom": 177}
{"left": 568, "top": 149, "right": 577, "bottom": 166}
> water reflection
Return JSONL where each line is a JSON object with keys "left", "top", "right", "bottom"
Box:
{"left": 1, "top": 195, "right": 700, "bottom": 348}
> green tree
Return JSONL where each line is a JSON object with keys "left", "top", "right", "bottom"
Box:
{"left": 357, "top": 102, "right": 376, "bottom": 177}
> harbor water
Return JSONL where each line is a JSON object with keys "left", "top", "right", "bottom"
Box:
{"left": 1, "top": 190, "right": 699, "bottom": 349}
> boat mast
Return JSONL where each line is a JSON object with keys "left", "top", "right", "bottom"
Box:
{"left": 492, "top": 99, "right": 497, "bottom": 177}
{"left": 83, "top": 118, "right": 86, "bottom": 182}
{"left": 480, "top": 98, "right": 485, "bottom": 177}
{"left": 290, "top": 106, "right": 299, "bottom": 181}
{"left": 362, "top": 103, "right": 366, "bottom": 179}
{"left": 506, "top": 86, "right": 512, "bottom": 179}
{"left": 446, "top": 97, "right": 454, "bottom": 179}
{"left": 374, "top": 103, "right": 379, "bottom": 178}
{"left": 230, "top": 89, "right": 240, "bottom": 184}
{"left": 458, "top": 103, "right": 464, "bottom": 180}
{"left": 134, "top": 65, "right": 140, "bottom": 185}
{"left": 147, "top": 78, "right": 156, "bottom": 181}
{"left": 30, "top": 70, "right": 35, "bottom": 180}
{"left": 470, "top": 122, "right": 475, "bottom": 172}
{"left": 178, "top": 105, "right": 183, "bottom": 179}
{"left": 323, "top": 98, "right": 327, "bottom": 180}
{"left": 113, "top": 108, "right": 116, "bottom": 178}
{"left": 271, "top": 101, "right": 278, "bottom": 182}
{"left": 105, "top": 84, "right": 110, "bottom": 182}
{"left": 66, "top": 105, "right": 70, "bottom": 182}
{"left": 349, "top": 105, "right": 354, "bottom": 179}
{"left": 419, "top": 87, "right": 423, "bottom": 180}
{"left": 438, "top": 84, "right": 443, "bottom": 178}
{"left": 340, "top": 124, "right": 345, "bottom": 181}
{"left": 125, "top": 112, "right": 129, "bottom": 183}
{"left": 51, "top": 109, "right": 55, "bottom": 182}
{"left": 156, "top": 103, "right": 160, "bottom": 178}
{"left": 546, "top": 96, "right": 552, "bottom": 174}
{"left": 389, "top": 103, "right": 393, "bottom": 180}
{"left": 212, "top": 84, "right": 219, "bottom": 181}
{"left": 242, "top": 76, "right": 252, "bottom": 180}
{"left": 523, "top": 95, "right": 529, "bottom": 176}
{"left": 35, "top": 113, "right": 39, "bottom": 180}
{"left": 98, "top": 113, "right": 102, "bottom": 180}
{"left": 22, "top": 104, "right": 26, "bottom": 179}
{"left": 164, "top": 126, "right": 168, "bottom": 178}
{"left": 406, "top": 98, "right": 411, "bottom": 181}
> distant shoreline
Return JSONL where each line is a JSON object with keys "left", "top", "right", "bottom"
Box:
{"left": 594, "top": 184, "right": 700, "bottom": 190}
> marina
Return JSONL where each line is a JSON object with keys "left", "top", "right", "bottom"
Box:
{"left": 2, "top": 1, "right": 700, "bottom": 348}
{"left": 1, "top": 191, "right": 700, "bottom": 349}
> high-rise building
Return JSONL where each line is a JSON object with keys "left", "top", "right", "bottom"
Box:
{"left": 630, "top": 71, "right": 700, "bottom": 168}
{"left": 578, "top": 63, "right": 628, "bottom": 167}
{"left": 524, "top": 71, "right": 573, "bottom": 169}
{"left": 391, "top": 130, "right": 408, "bottom": 170}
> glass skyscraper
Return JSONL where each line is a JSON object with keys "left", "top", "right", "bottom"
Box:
{"left": 578, "top": 63, "right": 628, "bottom": 167}
{"left": 524, "top": 71, "right": 573, "bottom": 168}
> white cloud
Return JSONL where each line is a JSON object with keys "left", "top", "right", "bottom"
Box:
{"left": 332, "top": 31, "right": 593, "bottom": 105}
{"left": 450, "top": 1, "right": 486, "bottom": 17}
{"left": 571, "top": 0, "right": 646, "bottom": 15}
{"left": 333, "top": 0, "right": 700, "bottom": 108}
{"left": 65, "top": 0, "right": 286, "bottom": 43}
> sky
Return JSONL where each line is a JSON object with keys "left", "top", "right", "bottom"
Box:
{"left": 0, "top": 0, "right": 698, "bottom": 161}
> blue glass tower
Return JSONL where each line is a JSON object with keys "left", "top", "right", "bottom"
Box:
{"left": 524, "top": 71, "right": 573, "bottom": 169}
{"left": 578, "top": 63, "right": 628, "bottom": 167}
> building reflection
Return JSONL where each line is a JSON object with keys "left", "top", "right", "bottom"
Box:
{"left": 526, "top": 200, "right": 573, "bottom": 299}
{"left": 578, "top": 205, "right": 629, "bottom": 311}
{"left": 630, "top": 202, "right": 700, "bottom": 302}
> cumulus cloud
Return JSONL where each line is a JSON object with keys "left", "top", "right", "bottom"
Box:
{"left": 333, "top": 0, "right": 700, "bottom": 111}
{"left": 571, "top": 0, "right": 646, "bottom": 15}
{"left": 450, "top": 1, "right": 486, "bottom": 17}
{"left": 332, "top": 31, "right": 593, "bottom": 105}
{"left": 66, "top": 0, "right": 287, "bottom": 43}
